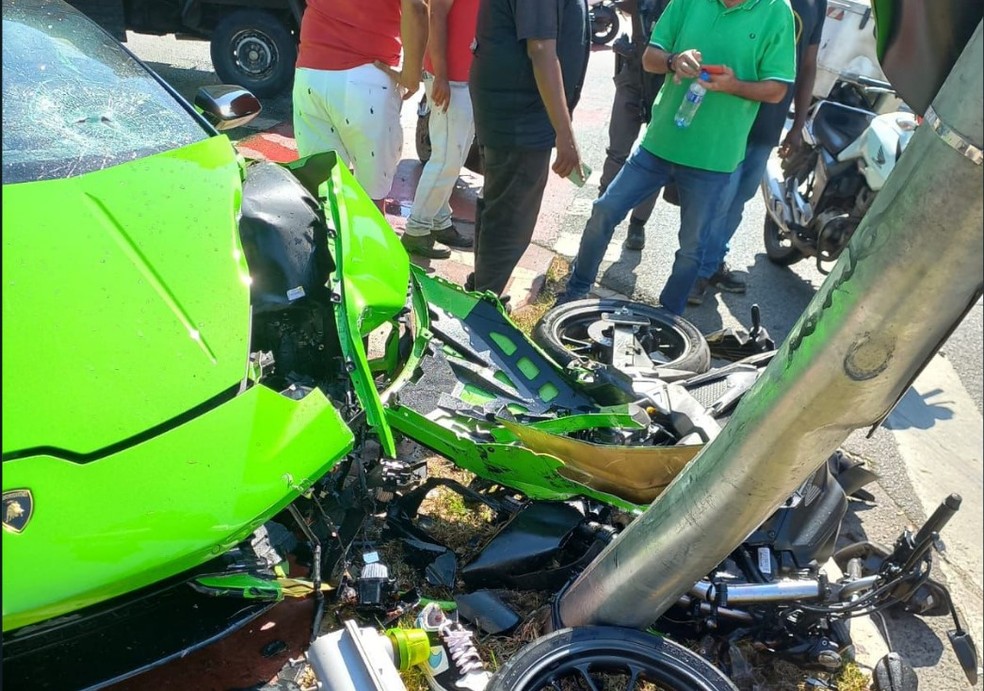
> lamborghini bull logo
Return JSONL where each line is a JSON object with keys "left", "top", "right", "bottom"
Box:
{"left": 2, "top": 490, "right": 33, "bottom": 533}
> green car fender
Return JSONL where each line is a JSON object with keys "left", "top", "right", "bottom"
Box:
{"left": 284, "top": 153, "right": 410, "bottom": 459}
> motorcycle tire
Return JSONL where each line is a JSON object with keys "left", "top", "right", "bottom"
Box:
{"left": 533, "top": 298, "right": 711, "bottom": 374}
{"left": 487, "top": 626, "right": 738, "bottom": 691}
{"left": 763, "top": 216, "right": 804, "bottom": 266}
{"left": 415, "top": 109, "right": 432, "bottom": 164}
{"left": 416, "top": 104, "right": 483, "bottom": 174}
{"left": 210, "top": 9, "right": 296, "bottom": 98}
{"left": 590, "top": 5, "right": 620, "bottom": 45}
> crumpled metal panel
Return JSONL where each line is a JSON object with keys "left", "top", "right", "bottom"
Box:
{"left": 499, "top": 420, "right": 699, "bottom": 505}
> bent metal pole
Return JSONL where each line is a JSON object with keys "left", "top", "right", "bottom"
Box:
{"left": 557, "top": 23, "right": 984, "bottom": 630}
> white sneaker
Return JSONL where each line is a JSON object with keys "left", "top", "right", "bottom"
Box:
{"left": 416, "top": 603, "right": 492, "bottom": 691}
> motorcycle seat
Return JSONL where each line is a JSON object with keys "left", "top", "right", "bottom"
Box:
{"left": 811, "top": 102, "right": 875, "bottom": 156}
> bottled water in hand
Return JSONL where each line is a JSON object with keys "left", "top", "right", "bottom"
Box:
{"left": 674, "top": 71, "right": 711, "bottom": 128}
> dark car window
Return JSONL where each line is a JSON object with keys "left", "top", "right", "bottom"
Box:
{"left": 2, "top": 3, "right": 208, "bottom": 185}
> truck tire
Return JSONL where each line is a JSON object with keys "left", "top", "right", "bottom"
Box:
{"left": 210, "top": 9, "right": 296, "bottom": 98}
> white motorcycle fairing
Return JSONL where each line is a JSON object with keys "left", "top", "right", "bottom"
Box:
{"left": 838, "top": 111, "right": 919, "bottom": 191}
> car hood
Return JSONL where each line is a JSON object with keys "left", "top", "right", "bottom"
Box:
{"left": 2, "top": 136, "right": 251, "bottom": 457}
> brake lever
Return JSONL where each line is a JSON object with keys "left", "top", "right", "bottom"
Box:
{"left": 935, "top": 583, "right": 980, "bottom": 685}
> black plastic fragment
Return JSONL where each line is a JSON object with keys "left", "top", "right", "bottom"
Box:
{"left": 461, "top": 502, "right": 584, "bottom": 589}
{"left": 455, "top": 590, "right": 522, "bottom": 635}
{"left": 425, "top": 551, "right": 458, "bottom": 589}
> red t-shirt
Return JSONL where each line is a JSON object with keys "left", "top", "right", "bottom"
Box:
{"left": 297, "top": 0, "right": 402, "bottom": 71}
{"left": 423, "top": 0, "right": 479, "bottom": 82}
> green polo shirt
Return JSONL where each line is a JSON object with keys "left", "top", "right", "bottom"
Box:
{"left": 643, "top": 0, "right": 796, "bottom": 172}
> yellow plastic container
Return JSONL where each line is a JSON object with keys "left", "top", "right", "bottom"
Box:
{"left": 386, "top": 628, "right": 431, "bottom": 670}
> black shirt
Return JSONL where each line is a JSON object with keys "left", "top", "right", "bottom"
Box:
{"left": 470, "top": 0, "right": 590, "bottom": 150}
{"left": 747, "top": 0, "right": 827, "bottom": 146}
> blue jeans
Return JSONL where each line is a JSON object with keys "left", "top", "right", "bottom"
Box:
{"left": 698, "top": 141, "right": 774, "bottom": 279}
{"left": 565, "top": 147, "right": 735, "bottom": 315}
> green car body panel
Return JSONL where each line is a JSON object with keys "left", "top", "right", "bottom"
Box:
{"left": 1, "top": 139, "right": 355, "bottom": 632}
{"left": 380, "top": 269, "right": 645, "bottom": 513}
{"left": 2, "top": 137, "right": 248, "bottom": 455}
{"left": 323, "top": 159, "right": 410, "bottom": 459}
{"left": 0, "top": 133, "right": 644, "bottom": 640}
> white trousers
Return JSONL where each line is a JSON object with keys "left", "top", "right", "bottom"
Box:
{"left": 405, "top": 73, "right": 475, "bottom": 236}
{"left": 293, "top": 64, "right": 403, "bottom": 200}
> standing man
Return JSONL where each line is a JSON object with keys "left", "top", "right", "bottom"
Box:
{"left": 558, "top": 0, "right": 795, "bottom": 315}
{"left": 467, "top": 0, "right": 590, "bottom": 298}
{"left": 603, "top": 0, "right": 670, "bottom": 251}
{"left": 293, "top": 0, "right": 429, "bottom": 209}
{"left": 402, "top": 0, "right": 480, "bottom": 259}
{"left": 689, "top": 0, "right": 827, "bottom": 305}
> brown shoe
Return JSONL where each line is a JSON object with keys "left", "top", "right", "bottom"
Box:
{"left": 432, "top": 224, "right": 473, "bottom": 249}
{"left": 401, "top": 233, "right": 451, "bottom": 259}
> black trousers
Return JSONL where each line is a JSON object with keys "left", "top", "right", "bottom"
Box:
{"left": 473, "top": 146, "right": 551, "bottom": 296}
{"left": 600, "top": 61, "right": 660, "bottom": 224}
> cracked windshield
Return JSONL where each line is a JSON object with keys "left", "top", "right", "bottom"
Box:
{"left": 2, "top": 7, "right": 204, "bottom": 184}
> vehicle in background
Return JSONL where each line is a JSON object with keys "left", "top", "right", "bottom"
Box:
{"left": 761, "top": 78, "right": 917, "bottom": 272}
{"left": 65, "top": 0, "right": 304, "bottom": 96}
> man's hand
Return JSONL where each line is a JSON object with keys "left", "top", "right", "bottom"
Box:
{"left": 778, "top": 127, "right": 804, "bottom": 158}
{"left": 552, "top": 132, "right": 582, "bottom": 179}
{"left": 374, "top": 60, "right": 422, "bottom": 100}
{"left": 703, "top": 65, "right": 738, "bottom": 94}
{"left": 671, "top": 48, "right": 702, "bottom": 83}
{"left": 431, "top": 76, "right": 451, "bottom": 112}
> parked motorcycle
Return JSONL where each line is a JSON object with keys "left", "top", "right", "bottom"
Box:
{"left": 589, "top": 0, "right": 620, "bottom": 45}
{"left": 761, "top": 76, "right": 918, "bottom": 273}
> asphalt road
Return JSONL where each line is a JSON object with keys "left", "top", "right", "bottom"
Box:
{"left": 125, "top": 30, "right": 983, "bottom": 689}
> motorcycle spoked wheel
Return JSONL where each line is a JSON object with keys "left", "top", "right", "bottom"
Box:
{"left": 487, "top": 627, "right": 738, "bottom": 691}
{"left": 533, "top": 298, "right": 711, "bottom": 374}
{"left": 590, "top": 4, "right": 620, "bottom": 45}
{"left": 763, "top": 216, "right": 804, "bottom": 266}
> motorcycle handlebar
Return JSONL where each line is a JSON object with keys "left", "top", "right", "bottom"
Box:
{"left": 844, "top": 73, "right": 895, "bottom": 92}
{"left": 914, "top": 493, "right": 962, "bottom": 547}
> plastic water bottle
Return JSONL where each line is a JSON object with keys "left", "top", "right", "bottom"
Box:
{"left": 674, "top": 71, "right": 711, "bottom": 128}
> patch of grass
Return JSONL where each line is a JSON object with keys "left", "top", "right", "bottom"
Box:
{"left": 415, "top": 456, "right": 499, "bottom": 560}
{"left": 833, "top": 661, "right": 872, "bottom": 691}
{"left": 722, "top": 641, "right": 872, "bottom": 691}
{"left": 510, "top": 256, "right": 571, "bottom": 336}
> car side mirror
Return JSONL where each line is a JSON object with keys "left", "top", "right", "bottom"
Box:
{"left": 195, "top": 85, "right": 261, "bottom": 131}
